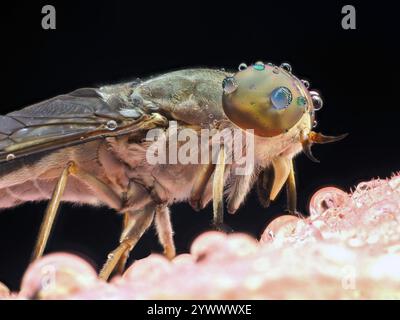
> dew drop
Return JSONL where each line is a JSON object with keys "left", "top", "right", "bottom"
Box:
{"left": 106, "top": 120, "right": 118, "bottom": 131}
{"left": 280, "top": 62, "right": 292, "bottom": 73}
{"left": 313, "top": 120, "right": 318, "bottom": 128}
{"left": 222, "top": 77, "right": 238, "bottom": 94}
{"left": 272, "top": 66, "right": 280, "bottom": 74}
{"left": 253, "top": 61, "right": 265, "bottom": 71}
{"left": 238, "top": 63, "right": 247, "bottom": 71}
{"left": 270, "top": 87, "right": 292, "bottom": 110}
{"left": 311, "top": 94, "right": 323, "bottom": 110}
{"left": 301, "top": 79, "right": 310, "bottom": 88}
{"left": 309, "top": 187, "right": 349, "bottom": 217}
{"left": 6, "top": 153, "right": 15, "bottom": 161}
{"left": 296, "top": 96, "right": 307, "bottom": 107}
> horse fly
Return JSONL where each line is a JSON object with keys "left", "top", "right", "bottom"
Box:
{"left": 0, "top": 62, "right": 346, "bottom": 280}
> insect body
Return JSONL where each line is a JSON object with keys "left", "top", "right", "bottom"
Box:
{"left": 0, "top": 62, "right": 345, "bottom": 279}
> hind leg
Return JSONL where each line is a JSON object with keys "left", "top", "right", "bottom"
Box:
{"left": 99, "top": 203, "right": 156, "bottom": 280}
{"left": 154, "top": 205, "right": 176, "bottom": 260}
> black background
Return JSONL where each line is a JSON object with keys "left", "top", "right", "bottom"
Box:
{"left": 0, "top": 0, "right": 398, "bottom": 291}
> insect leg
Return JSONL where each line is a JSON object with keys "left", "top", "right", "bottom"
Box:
{"left": 212, "top": 145, "right": 230, "bottom": 231}
{"left": 115, "top": 212, "right": 131, "bottom": 275}
{"left": 70, "top": 166, "right": 123, "bottom": 210}
{"left": 227, "top": 163, "right": 255, "bottom": 214}
{"left": 270, "top": 157, "right": 291, "bottom": 201}
{"left": 32, "top": 162, "right": 74, "bottom": 260}
{"left": 99, "top": 204, "right": 155, "bottom": 281}
{"left": 189, "top": 162, "right": 215, "bottom": 211}
{"left": 256, "top": 166, "right": 275, "bottom": 209}
{"left": 285, "top": 159, "right": 298, "bottom": 214}
{"left": 154, "top": 205, "right": 176, "bottom": 260}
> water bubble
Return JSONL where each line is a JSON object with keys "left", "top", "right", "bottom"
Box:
{"left": 106, "top": 120, "right": 118, "bottom": 131}
{"left": 238, "top": 63, "right": 247, "bottom": 71}
{"left": 280, "top": 62, "right": 292, "bottom": 73}
{"left": 6, "top": 153, "right": 15, "bottom": 161}
{"left": 301, "top": 79, "right": 310, "bottom": 88}
{"left": 107, "top": 253, "right": 114, "bottom": 259}
{"left": 311, "top": 95, "right": 323, "bottom": 110}
{"left": 272, "top": 66, "right": 280, "bottom": 74}
{"left": 253, "top": 61, "right": 265, "bottom": 71}
{"left": 309, "top": 187, "right": 349, "bottom": 217}
{"left": 222, "top": 77, "right": 238, "bottom": 94}
{"left": 296, "top": 96, "right": 307, "bottom": 107}
{"left": 270, "top": 87, "right": 292, "bottom": 110}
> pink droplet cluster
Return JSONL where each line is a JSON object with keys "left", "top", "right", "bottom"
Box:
{"left": 1, "top": 174, "right": 400, "bottom": 299}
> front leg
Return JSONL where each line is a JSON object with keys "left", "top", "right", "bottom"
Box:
{"left": 212, "top": 145, "right": 229, "bottom": 231}
{"left": 227, "top": 163, "right": 255, "bottom": 214}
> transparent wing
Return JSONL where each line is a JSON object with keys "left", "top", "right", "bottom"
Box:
{"left": 0, "top": 88, "right": 158, "bottom": 163}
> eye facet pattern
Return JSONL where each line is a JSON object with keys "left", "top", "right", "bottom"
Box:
{"left": 270, "top": 87, "right": 293, "bottom": 110}
{"left": 222, "top": 77, "right": 239, "bottom": 94}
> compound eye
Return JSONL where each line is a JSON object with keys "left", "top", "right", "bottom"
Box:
{"left": 270, "top": 86, "right": 292, "bottom": 110}
{"left": 222, "top": 77, "right": 238, "bottom": 94}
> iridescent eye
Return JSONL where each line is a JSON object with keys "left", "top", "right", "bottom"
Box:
{"left": 222, "top": 77, "right": 238, "bottom": 94}
{"left": 270, "top": 87, "right": 292, "bottom": 110}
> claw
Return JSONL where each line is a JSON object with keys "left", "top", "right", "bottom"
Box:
{"left": 300, "top": 132, "right": 320, "bottom": 163}
{"left": 300, "top": 131, "right": 347, "bottom": 163}
{"left": 309, "top": 132, "right": 348, "bottom": 144}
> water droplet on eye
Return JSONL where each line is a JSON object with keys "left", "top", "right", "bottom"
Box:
{"left": 253, "top": 61, "right": 265, "bottom": 71}
{"left": 272, "top": 66, "right": 280, "bottom": 74}
{"left": 222, "top": 77, "right": 238, "bottom": 94}
{"left": 313, "top": 120, "right": 318, "bottom": 128}
{"left": 106, "top": 120, "right": 118, "bottom": 131}
{"left": 280, "top": 62, "right": 292, "bottom": 73}
{"left": 311, "top": 95, "right": 323, "bottom": 110}
{"left": 238, "top": 63, "right": 247, "bottom": 71}
{"left": 301, "top": 79, "right": 310, "bottom": 88}
{"left": 6, "top": 153, "right": 15, "bottom": 161}
{"left": 270, "top": 87, "right": 292, "bottom": 110}
{"left": 296, "top": 96, "right": 307, "bottom": 107}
